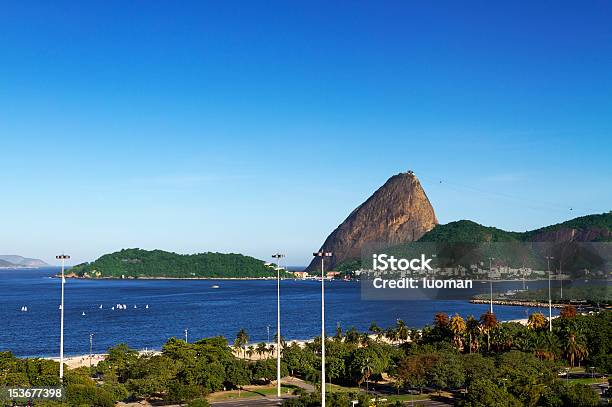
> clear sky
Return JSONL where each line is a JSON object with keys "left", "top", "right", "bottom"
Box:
{"left": 1, "top": 1, "right": 610, "bottom": 265}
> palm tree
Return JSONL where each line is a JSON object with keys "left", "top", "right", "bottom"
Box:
{"left": 479, "top": 312, "right": 497, "bottom": 352}
{"left": 256, "top": 342, "right": 267, "bottom": 360}
{"left": 268, "top": 344, "right": 275, "bottom": 358}
{"left": 449, "top": 314, "right": 466, "bottom": 351}
{"left": 360, "top": 357, "right": 374, "bottom": 394}
{"left": 273, "top": 333, "right": 286, "bottom": 353}
{"left": 246, "top": 345, "right": 254, "bottom": 359}
{"left": 466, "top": 315, "right": 480, "bottom": 353}
{"left": 369, "top": 322, "right": 381, "bottom": 341}
{"left": 334, "top": 324, "right": 343, "bottom": 342}
{"left": 534, "top": 331, "right": 560, "bottom": 361}
{"left": 528, "top": 313, "right": 547, "bottom": 331}
{"left": 234, "top": 328, "right": 249, "bottom": 359}
{"left": 409, "top": 328, "right": 421, "bottom": 343}
{"left": 562, "top": 326, "right": 588, "bottom": 367}
{"left": 385, "top": 327, "right": 398, "bottom": 344}
{"left": 396, "top": 319, "right": 409, "bottom": 344}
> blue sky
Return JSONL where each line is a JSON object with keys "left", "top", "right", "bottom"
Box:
{"left": 1, "top": 1, "right": 610, "bottom": 265}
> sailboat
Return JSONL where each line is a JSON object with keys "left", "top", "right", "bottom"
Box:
{"left": 145, "top": 304, "right": 149, "bottom": 309}
{"left": 111, "top": 306, "right": 115, "bottom": 311}
{"left": 133, "top": 305, "right": 137, "bottom": 309}
{"left": 82, "top": 312, "right": 86, "bottom": 316}
{"left": 99, "top": 304, "right": 103, "bottom": 309}
{"left": 20, "top": 306, "right": 28, "bottom": 312}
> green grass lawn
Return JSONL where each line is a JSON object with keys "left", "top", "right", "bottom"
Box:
{"left": 207, "top": 384, "right": 298, "bottom": 401}
{"left": 325, "top": 383, "right": 430, "bottom": 403}
{"left": 568, "top": 377, "right": 608, "bottom": 385}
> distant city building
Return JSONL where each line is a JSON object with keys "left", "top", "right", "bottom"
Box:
{"left": 326, "top": 271, "right": 341, "bottom": 279}
{"left": 293, "top": 271, "right": 309, "bottom": 279}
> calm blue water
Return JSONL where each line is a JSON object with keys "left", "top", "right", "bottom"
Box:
{"left": 0, "top": 268, "right": 556, "bottom": 357}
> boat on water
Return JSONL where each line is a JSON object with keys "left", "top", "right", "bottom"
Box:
{"left": 20, "top": 306, "right": 28, "bottom": 312}
{"left": 211, "top": 285, "right": 220, "bottom": 289}
{"left": 82, "top": 312, "right": 86, "bottom": 316}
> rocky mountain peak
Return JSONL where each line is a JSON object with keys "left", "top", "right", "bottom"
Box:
{"left": 306, "top": 171, "right": 438, "bottom": 272}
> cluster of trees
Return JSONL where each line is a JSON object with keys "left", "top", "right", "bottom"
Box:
{"left": 510, "top": 286, "right": 611, "bottom": 305}
{"left": 0, "top": 352, "right": 119, "bottom": 407}
{"left": 0, "top": 335, "right": 290, "bottom": 406}
{"left": 282, "top": 308, "right": 609, "bottom": 407}
{"left": 93, "top": 336, "right": 290, "bottom": 404}
{"left": 69, "top": 248, "right": 292, "bottom": 278}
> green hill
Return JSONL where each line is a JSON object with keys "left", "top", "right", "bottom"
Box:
{"left": 522, "top": 212, "right": 612, "bottom": 241}
{"left": 418, "top": 220, "right": 522, "bottom": 243}
{"left": 418, "top": 212, "right": 611, "bottom": 243}
{"left": 69, "top": 248, "right": 290, "bottom": 279}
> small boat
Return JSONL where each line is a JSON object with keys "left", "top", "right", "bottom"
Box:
{"left": 211, "top": 285, "right": 220, "bottom": 289}
{"left": 111, "top": 306, "right": 115, "bottom": 311}
{"left": 133, "top": 305, "right": 137, "bottom": 309}
{"left": 82, "top": 312, "right": 86, "bottom": 316}
{"left": 99, "top": 304, "right": 103, "bottom": 309}
{"left": 145, "top": 305, "right": 149, "bottom": 309}
{"left": 20, "top": 306, "right": 28, "bottom": 312}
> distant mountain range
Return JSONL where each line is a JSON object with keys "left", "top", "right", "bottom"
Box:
{"left": 0, "top": 255, "right": 49, "bottom": 268}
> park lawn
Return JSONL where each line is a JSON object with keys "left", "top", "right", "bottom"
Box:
{"left": 326, "top": 383, "right": 430, "bottom": 403}
{"left": 568, "top": 377, "right": 608, "bottom": 385}
{"left": 386, "top": 393, "right": 430, "bottom": 402}
{"left": 207, "top": 384, "right": 298, "bottom": 401}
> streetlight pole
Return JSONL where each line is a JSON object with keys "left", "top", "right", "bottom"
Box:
{"left": 185, "top": 328, "right": 188, "bottom": 343}
{"left": 272, "top": 253, "right": 285, "bottom": 399}
{"left": 89, "top": 333, "right": 94, "bottom": 369}
{"left": 488, "top": 257, "right": 495, "bottom": 314}
{"left": 546, "top": 256, "right": 554, "bottom": 332}
{"left": 313, "top": 251, "right": 332, "bottom": 407}
{"left": 56, "top": 254, "right": 70, "bottom": 381}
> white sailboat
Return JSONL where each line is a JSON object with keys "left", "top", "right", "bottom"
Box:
{"left": 145, "top": 304, "right": 149, "bottom": 309}
{"left": 82, "top": 312, "right": 86, "bottom": 316}
{"left": 99, "top": 304, "right": 103, "bottom": 309}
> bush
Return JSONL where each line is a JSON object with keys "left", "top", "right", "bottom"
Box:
{"left": 65, "top": 384, "right": 115, "bottom": 407}
{"left": 187, "top": 398, "right": 210, "bottom": 407}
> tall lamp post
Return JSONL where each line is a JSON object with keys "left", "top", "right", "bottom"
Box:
{"left": 56, "top": 253, "right": 70, "bottom": 381}
{"left": 313, "top": 251, "right": 332, "bottom": 407}
{"left": 488, "top": 257, "right": 495, "bottom": 314}
{"left": 546, "top": 256, "right": 554, "bottom": 332}
{"left": 272, "top": 253, "right": 285, "bottom": 398}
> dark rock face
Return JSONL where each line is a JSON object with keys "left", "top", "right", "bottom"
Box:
{"left": 306, "top": 172, "right": 437, "bottom": 272}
